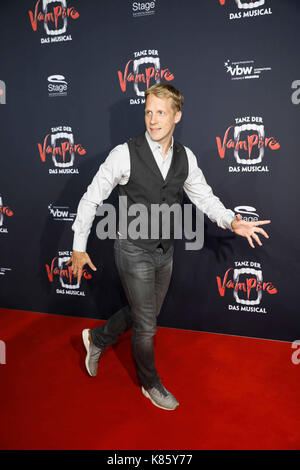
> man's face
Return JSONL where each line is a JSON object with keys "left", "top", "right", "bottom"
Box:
{"left": 145, "top": 94, "right": 182, "bottom": 146}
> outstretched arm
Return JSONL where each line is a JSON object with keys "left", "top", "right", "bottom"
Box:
{"left": 183, "top": 148, "right": 271, "bottom": 248}
{"left": 68, "top": 143, "right": 130, "bottom": 279}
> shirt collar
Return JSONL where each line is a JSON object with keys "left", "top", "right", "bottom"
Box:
{"left": 145, "top": 131, "right": 174, "bottom": 155}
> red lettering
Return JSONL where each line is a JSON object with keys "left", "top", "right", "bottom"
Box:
{"left": 4, "top": 207, "right": 13, "bottom": 217}
{"left": 70, "top": 8, "right": 80, "bottom": 19}
{"left": 164, "top": 70, "right": 174, "bottom": 81}
{"left": 247, "top": 134, "right": 258, "bottom": 159}
{"left": 145, "top": 67, "right": 155, "bottom": 89}
{"left": 38, "top": 135, "right": 86, "bottom": 163}
{"left": 61, "top": 141, "right": 70, "bottom": 162}
{"left": 217, "top": 268, "right": 278, "bottom": 298}
{"left": 217, "top": 126, "right": 280, "bottom": 159}
{"left": 0, "top": 207, "right": 13, "bottom": 217}
{"left": 268, "top": 137, "right": 280, "bottom": 150}
{"left": 118, "top": 60, "right": 174, "bottom": 92}
{"left": 246, "top": 278, "right": 257, "bottom": 299}
{"left": 216, "top": 268, "right": 233, "bottom": 296}
{"left": 29, "top": 0, "right": 79, "bottom": 32}
{"left": 45, "top": 257, "right": 58, "bottom": 283}
{"left": 117, "top": 60, "right": 133, "bottom": 92}
{"left": 46, "top": 256, "right": 92, "bottom": 284}
{"left": 216, "top": 126, "right": 234, "bottom": 159}
{"left": 45, "top": 12, "right": 54, "bottom": 23}
{"left": 53, "top": 6, "right": 62, "bottom": 29}
{"left": 37, "top": 134, "right": 50, "bottom": 162}
{"left": 76, "top": 145, "right": 86, "bottom": 156}
{"left": 28, "top": 0, "right": 40, "bottom": 32}
{"left": 264, "top": 282, "right": 278, "bottom": 294}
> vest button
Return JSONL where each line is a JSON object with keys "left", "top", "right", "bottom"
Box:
{"left": 162, "top": 197, "right": 166, "bottom": 201}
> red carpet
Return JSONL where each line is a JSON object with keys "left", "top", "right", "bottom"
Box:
{"left": 0, "top": 307, "right": 299, "bottom": 450}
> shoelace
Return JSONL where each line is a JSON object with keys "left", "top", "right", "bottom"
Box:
{"left": 153, "top": 382, "right": 169, "bottom": 397}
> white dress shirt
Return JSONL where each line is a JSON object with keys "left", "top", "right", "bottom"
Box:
{"left": 72, "top": 131, "right": 235, "bottom": 252}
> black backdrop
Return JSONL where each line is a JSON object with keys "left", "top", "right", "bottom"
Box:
{"left": 0, "top": 0, "right": 299, "bottom": 341}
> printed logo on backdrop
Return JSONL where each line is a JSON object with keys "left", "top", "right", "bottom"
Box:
{"left": 0, "top": 196, "right": 14, "bottom": 234}
{"left": 234, "top": 205, "right": 259, "bottom": 222}
{"left": 291, "top": 80, "right": 300, "bottom": 105}
{"left": 216, "top": 260, "right": 278, "bottom": 314}
{"left": 118, "top": 49, "right": 175, "bottom": 105}
{"left": 46, "top": 251, "right": 92, "bottom": 296}
{"left": 0, "top": 267, "right": 12, "bottom": 278}
{"left": 37, "top": 125, "right": 87, "bottom": 174}
{"left": 0, "top": 80, "right": 6, "bottom": 104}
{"left": 218, "top": 0, "right": 272, "bottom": 20}
{"left": 216, "top": 116, "right": 280, "bottom": 173}
{"left": 48, "top": 204, "right": 76, "bottom": 222}
{"left": 225, "top": 60, "right": 271, "bottom": 81}
{"left": 48, "top": 74, "right": 68, "bottom": 97}
{"left": 132, "top": 1, "right": 157, "bottom": 18}
{"left": 28, "top": 0, "right": 80, "bottom": 44}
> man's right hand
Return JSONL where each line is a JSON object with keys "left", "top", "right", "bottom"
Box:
{"left": 66, "top": 251, "right": 97, "bottom": 284}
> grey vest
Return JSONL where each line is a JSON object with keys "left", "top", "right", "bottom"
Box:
{"left": 118, "top": 133, "right": 189, "bottom": 252}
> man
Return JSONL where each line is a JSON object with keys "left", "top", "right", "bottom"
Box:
{"left": 67, "top": 84, "right": 270, "bottom": 411}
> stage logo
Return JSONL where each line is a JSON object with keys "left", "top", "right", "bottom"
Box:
{"left": 28, "top": 0, "right": 80, "bottom": 44}
{"left": 0, "top": 196, "right": 14, "bottom": 234}
{"left": 291, "top": 80, "right": 300, "bottom": 105}
{"left": 37, "top": 125, "right": 87, "bottom": 174}
{"left": 117, "top": 49, "right": 175, "bottom": 105}
{"left": 45, "top": 250, "right": 92, "bottom": 296}
{"left": 216, "top": 116, "right": 280, "bottom": 172}
{"left": 48, "top": 203, "right": 76, "bottom": 222}
{"left": 216, "top": 260, "right": 278, "bottom": 314}
{"left": 218, "top": 0, "right": 272, "bottom": 20}
{"left": 48, "top": 74, "right": 68, "bottom": 97}
{"left": 132, "top": 1, "right": 157, "bottom": 17}
{"left": 0, "top": 80, "right": 6, "bottom": 104}
{"left": 225, "top": 59, "right": 271, "bottom": 81}
{"left": 0, "top": 267, "right": 12, "bottom": 279}
{"left": 234, "top": 205, "right": 259, "bottom": 222}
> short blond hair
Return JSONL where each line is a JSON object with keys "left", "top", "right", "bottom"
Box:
{"left": 145, "top": 83, "right": 184, "bottom": 112}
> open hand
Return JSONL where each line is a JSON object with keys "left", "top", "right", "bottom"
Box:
{"left": 66, "top": 251, "right": 97, "bottom": 284}
{"left": 231, "top": 214, "right": 271, "bottom": 248}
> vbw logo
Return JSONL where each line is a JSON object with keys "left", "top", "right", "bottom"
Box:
{"left": 48, "top": 74, "right": 68, "bottom": 97}
{"left": 225, "top": 60, "right": 253, "bottom": 78}
{"left": 48, "top": 203, "right": 76, "bottom": 221}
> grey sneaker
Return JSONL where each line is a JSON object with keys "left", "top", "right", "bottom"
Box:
{"left": 142, "top": 383, "right": 179, "bottom": 411}
{"left": 82, "top": 329, "right": 103, "bottom": 377}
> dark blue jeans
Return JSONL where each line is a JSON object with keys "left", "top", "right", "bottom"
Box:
{"left": 91, "top": 238, "right": 174, "bottom": 389}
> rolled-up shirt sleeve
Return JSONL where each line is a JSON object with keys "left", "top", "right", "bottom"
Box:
{"left": 72, "top": 143, "right": 130, "bottom": 252}
{"left": 183, "top": 147, "right": 235, "bottom": 231}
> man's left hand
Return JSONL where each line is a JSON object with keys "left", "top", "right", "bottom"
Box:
{"left": 231, "top": 213, "right": 271, "bottom": 248}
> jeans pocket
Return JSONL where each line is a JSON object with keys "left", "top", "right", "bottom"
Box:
{"left": 118, "top": 238, "right": 146, "bottom": 255}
